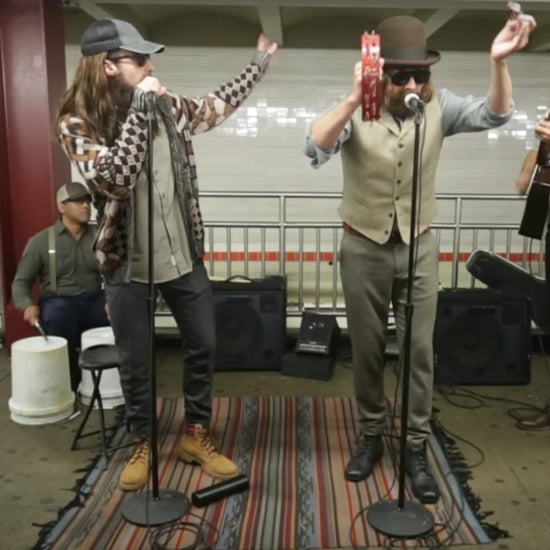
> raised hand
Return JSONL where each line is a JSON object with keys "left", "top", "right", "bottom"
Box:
{"left": 491, "top": 11, "right": 536, "bottom": 61}
{"left": 535, "top": 118, "right": 550, "bottom": 145}
{"left": 257, "top": 33, "right": 278, "bottom": 55}
{"left": 347, "top": 61, "right": 364, "bottom": 108}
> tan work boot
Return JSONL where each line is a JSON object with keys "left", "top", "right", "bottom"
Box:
{"left": 118, "top": 439, "right": 150, "bottom": 491}
{"left": 177, "top": 424, "right": 239, "bottom": 480}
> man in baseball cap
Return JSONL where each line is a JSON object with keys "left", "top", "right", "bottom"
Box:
{"left": 12, "top": 181, "right": 108, "bottom": 393}
{"left": 57, "top": 15, "right": 278, "bottom": 491}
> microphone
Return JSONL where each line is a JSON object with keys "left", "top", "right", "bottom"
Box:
{"left": 145, "top": 92, "right": 156, "bottom": 120}
{"left": 191, "top": 474, "right": 249, "bottom": 507}
{"left": 404, "top": 92, "right": 424, "bottom": 112}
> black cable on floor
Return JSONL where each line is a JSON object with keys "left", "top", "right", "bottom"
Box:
{"left": 149, "top": 512, "right": 219, "bottom": 550}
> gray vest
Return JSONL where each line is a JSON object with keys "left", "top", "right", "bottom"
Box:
{"left": 339, "top": 97, "right": 443, "bottom": 244}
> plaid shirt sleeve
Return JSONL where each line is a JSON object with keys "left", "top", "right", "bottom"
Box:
{"left": 58, "top": 111, "right": 149, "bottom": 199}
{"left": 181, "top": 57, "right": 271, "bottom": 135}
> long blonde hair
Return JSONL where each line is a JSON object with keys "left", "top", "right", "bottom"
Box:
{"left": 56, "top": 53, "right": 121, "bottom": 145}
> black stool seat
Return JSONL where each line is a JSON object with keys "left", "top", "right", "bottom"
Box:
{"left": 71, "top": 344, "right": 124, "bottom": 463}
{"left": 79, "top": 345, "right": 121, "bottom": 371}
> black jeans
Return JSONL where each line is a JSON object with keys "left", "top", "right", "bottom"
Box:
{"left": 104, "top": 261, "right": 216, "bottom": 439}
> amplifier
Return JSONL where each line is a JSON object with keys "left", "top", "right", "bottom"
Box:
{"left": 295, "top": 312, "right": 340, "bottom": 356}
{"left": 211, "top": 275, "right": 286, "bottom": 371}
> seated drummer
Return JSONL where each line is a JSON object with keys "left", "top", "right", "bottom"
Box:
{"left": 11, "top": 182, "right": 109, "bottom": 392}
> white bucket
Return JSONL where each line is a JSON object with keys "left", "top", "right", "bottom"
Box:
{"left": 78, "top": 326, "right": 124, "bottom": 409}
{"left": 9, "top": 336, "right": 75, "bottom": 425}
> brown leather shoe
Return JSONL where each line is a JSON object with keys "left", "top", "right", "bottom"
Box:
{"left": 516, "top": 406, "right": 550, "bottom": 431}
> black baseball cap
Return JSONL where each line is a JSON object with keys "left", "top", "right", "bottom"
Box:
{"left": 80, "top": 19, "right": 164, "bottom": 57}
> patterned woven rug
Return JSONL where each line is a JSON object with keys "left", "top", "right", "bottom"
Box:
{"left": 34, "top": 396, "right": 504, "bottom": 549}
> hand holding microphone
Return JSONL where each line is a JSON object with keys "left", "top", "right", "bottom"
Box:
{"left": 136, "top": 76, "right": 166, "bottom": 115}
{"left": 137, "top": 75, "right": 167, "bottom": 97}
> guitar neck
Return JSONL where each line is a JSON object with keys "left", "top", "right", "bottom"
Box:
{"left": 536, "top": 111, "right": 550, "bottom": 168}
{"left": 537, "top": 145, "right": 550, "bottom": 169}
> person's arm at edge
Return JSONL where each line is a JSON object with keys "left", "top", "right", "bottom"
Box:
{"left": 487, "top": 14, "right": 536, "bottom": 114}
{"left": 515, "top": 150, "right": 538, "bottom": 195}
{"left": 11, "top": 236, "right": 44, "bottom": 325}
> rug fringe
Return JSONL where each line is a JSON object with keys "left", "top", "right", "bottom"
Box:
{"left": 431, "top": 416, "right": 510, "bottom": 541}
{"left": 31, "top": 409, "right": 127, "bottom": 550}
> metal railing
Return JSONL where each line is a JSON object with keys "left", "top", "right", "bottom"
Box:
{"left": 156, "top": 191, "right": 543, "bottom": 320}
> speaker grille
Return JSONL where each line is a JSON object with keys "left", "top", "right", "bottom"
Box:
{"left": 439, "top": 306, "right": 503, "bottom": 379}
{"left": 215, "top": 299, "right": 264, "bottom": 360}
{"left": 212, "top": 276, "right": 286, "bottom": 371}
{"left": 434, "top": 289, "right": 531, "bottom": 385}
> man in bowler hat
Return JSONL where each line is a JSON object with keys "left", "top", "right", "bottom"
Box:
{"left": 304, "top": 14, "right": 535, "bottom": 503}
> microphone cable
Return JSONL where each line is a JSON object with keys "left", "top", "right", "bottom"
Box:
{"left": 149, "top": 512, "right": 219, "bottom": 550}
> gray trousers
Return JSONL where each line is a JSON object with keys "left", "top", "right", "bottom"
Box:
{"left": 339, "top": 230, "right": 439, "bottom": 449}
{"left": 104, "top": 261, "right": 215, "bottom": 439}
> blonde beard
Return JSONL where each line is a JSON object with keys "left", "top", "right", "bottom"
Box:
{"left": 384, "top": 92, "right": 415, "bottom": 119}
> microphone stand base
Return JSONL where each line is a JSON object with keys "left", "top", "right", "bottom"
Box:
{"left": 122, "top": 489, "right": 190, "bottom": 526}
{"left": 367, "top": 499, "right": 434, "bottom": 538}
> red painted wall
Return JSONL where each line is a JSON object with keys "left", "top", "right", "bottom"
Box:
{"left": 0, "top": 0, "right": 70, "bottom": 348}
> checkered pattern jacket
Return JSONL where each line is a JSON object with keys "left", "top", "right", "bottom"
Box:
{"left": 58, "top": 59, "right": 268, "bottom": 276}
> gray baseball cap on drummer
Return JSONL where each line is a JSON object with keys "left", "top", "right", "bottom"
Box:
{"left": 80, "top": 19, "right": 164, "bottom": 56}
{"left": 56, "top": 182, "right": 92, "bottom": 203}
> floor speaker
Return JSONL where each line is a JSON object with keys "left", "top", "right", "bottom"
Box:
{"left": 212, "top": 276, "right": 286, "bottom": 371}
{"left": 282, "top": 313, "right": 340, "bottom": 381}
{"left": 434, "top": 289, "right": 531, "bottom": 385}
{"left": 295, "top": 312, "right": 340, "bottom": 355}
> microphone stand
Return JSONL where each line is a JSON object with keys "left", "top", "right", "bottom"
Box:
{"left": 367, "top": 105, "right": 435, "bottom": 538}
{"left": 122, "top": 94, "right": 189, "bottom": 526}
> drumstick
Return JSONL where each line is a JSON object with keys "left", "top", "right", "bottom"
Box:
{"left": 33, "top": 321, "right": 49, "bottom": 342}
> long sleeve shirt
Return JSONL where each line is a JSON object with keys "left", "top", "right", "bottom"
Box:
{"left": 11, "top": 220, "right": 102, "bottom": 311}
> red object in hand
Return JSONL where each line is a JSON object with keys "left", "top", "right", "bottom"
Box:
{"left": 361, "top": 32, "right": 381, "bottom": 121}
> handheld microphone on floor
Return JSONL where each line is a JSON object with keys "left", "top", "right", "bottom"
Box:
{"left": 191, "top": 474, "right": 249, "bottom": 507}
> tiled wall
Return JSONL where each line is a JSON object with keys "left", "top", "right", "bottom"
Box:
{"left": 62, "top": 46, "right": 549, "bottom": 257}
{"left": 1, "top": 46, "right": 547, "bottom": 332}
{"left": 64, "top": 44, "right": 549, "bottom": 214}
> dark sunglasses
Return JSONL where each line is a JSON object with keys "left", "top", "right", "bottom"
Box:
{"left": 64, "top": 196, "right": 92, "bottom": 205}
{"left": 107, "top": 52, "right": 150, "bottom": 67}
{"left": 386, "top": 69, "right": 431, "bottom": 86}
